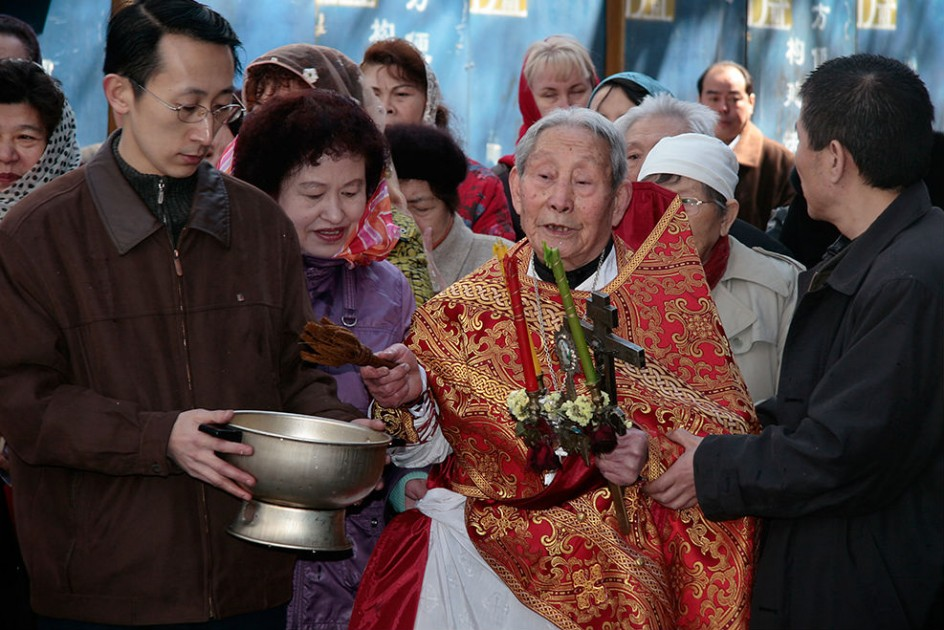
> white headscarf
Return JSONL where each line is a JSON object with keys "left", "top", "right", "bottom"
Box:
{"left": 638, "top": 133, "right": 739, "bottom": 201}
{"left": 421, "top": 58, "right": 443, "bottom": 126}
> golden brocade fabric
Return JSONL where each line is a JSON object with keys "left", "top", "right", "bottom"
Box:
{"left": 406, "top": 198, "right": 759, "bottom": 629}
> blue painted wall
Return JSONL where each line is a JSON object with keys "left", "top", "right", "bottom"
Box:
{"left": 28, "top": 0, "right": 943, "bottom": 161}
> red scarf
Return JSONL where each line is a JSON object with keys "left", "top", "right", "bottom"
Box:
{"left": 702, "top": 234, "right": 730, "bottom": 288}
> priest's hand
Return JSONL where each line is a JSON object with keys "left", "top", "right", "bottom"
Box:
{"left": 597, "top": 427, "right": 649, "bottom": 485}
{"left": 361, "top": 343, "right": 423, "bottom": 408}
{"left": 403, "top": 477, "right": 429, "bottom": 510}
{"left": 645, "top": 429, "right": 702, "bottom": 510}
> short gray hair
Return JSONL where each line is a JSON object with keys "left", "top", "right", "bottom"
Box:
{"left": 614, "top": 93, "right": 718, "bottom": 138}
{"left": 515, "top": 107, "right": 627, "bottom": 191}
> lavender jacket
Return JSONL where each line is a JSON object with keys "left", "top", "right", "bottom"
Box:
{"left": 287, "top": 256, "right": 415, "bottom": 630}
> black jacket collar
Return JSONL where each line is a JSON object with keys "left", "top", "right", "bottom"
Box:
{"left": 807, "top": 182, "right": 932, "bottom": 296}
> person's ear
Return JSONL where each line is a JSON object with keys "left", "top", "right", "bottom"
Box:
{"left": 610, "top": 179, "right": 631, "bottom": 227}
{"left": 719, "top": 199, "right": 738, "bottom": 237}
{"left": 826, "top": 140, "right": 849, "bottom": 184}
{"left": 509, "top": 166, "right": 523, "bottom": 217}
{"left": 103, "top": 74, "right": 134, "bottom": 117}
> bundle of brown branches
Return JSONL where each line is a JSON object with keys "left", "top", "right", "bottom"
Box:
{"left": 300, "top": 317, "right": 397, "bottom": 369}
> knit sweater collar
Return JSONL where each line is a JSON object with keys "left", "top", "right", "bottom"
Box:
{"left": 111, "top": 132, "right": 198, "bottom": 243}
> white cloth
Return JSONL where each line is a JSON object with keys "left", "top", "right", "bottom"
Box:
{"left": 712, "top": 237, "right": 803, "bottom": 403}
{"left": 412, "top": 488, "right": 558, "bottom": 630}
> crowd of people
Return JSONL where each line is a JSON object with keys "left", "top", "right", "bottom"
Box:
{"left": 0, "top": 1, "right": 940, "bottom": 629}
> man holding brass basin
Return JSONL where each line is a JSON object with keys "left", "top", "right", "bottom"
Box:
{"left": 0, "top": 1, "right": 375, "bottom": 628}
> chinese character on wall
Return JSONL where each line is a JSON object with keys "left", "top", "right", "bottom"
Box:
{"left": 626, "top": 0, "right": 675, "bottom": 22}
{"left": 469, "top": 0, "right": 528, "bottom": 18}
{"left": 857, "top": 0, "right": 897, "bottom": 30}
{"left": 749, "top": 0, "right": 793, "bottom": 30}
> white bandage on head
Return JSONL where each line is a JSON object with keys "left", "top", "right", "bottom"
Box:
{"left": 638, "top": 133, "right": 739, "bottom": 201}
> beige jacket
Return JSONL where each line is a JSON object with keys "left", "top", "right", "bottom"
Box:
{"left": 430, "top": 213, "right": 513, "bottom": 291}
{"left": 712, "top": 237, "right": 803, "bottom": 403}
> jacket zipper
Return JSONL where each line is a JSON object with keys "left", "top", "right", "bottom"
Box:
{"left": 157, "top": 178, "right": 168, "bottom": 229}
{"left": 171, "top": 231, "right": 215, "bottom": 619}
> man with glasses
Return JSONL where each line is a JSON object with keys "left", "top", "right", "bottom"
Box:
{"left": 637, "top": 132, "right": 802, "bottom": 403}
{"left": 0, "top": 1, "right": 365, "bottom": 628}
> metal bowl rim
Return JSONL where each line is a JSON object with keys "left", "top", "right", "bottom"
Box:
{"left": 230, "top": 410, "right": 390, "bottom": 447}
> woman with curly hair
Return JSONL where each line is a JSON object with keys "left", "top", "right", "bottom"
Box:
{"left": 234, "top": 88, "right": 419, "bottom": 630}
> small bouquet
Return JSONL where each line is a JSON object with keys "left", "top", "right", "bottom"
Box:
{"left": 508, "top": 386, "right": 630, "bottom": 473}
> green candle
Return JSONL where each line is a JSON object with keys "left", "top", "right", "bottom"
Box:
{"left": 543, "top": 243, "right": 598, "bottom": 386}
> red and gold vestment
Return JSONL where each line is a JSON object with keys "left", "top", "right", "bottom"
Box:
{"left": 354, "top": 196, "right": 759, "bottom": 629}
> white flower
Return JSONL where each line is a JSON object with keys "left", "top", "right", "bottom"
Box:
{"left": 302, "top": 67, "right": 319, "bottom": 84}
{"left": 540, "top": 391, "right": 562, "bottom": 414}
{"left": 563, "top": 395, "right": 594, "bottom": 427}
{"left": 507, "top": 389, "right": 530, "bottom": 420}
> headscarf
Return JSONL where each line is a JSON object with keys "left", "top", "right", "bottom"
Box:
{"left": 219, "top": 44, "right": 367, "bottom": 174}
{"left": 499, "top": 42, "right": 600, "bottom": 169}
{"left": 637, "top": 133, "right": 739, "bottom": 287}
{"left": 242, "top": 43, "right": 365, "bottom": 110}
{"left": 0, "top": 93, "right": 80, "bottom": 219}
{"left": 335, "top": 179, "right": 400, "bottom": 266}
{"left": 589, "top": 71, "right": 673, "bottom": 108}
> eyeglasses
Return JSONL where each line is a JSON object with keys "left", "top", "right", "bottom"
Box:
{"left": 679, "top": 197, "right": 727, "bottom": 214}
{"left": 130, "top": 79, "right": 245, "bottom": 126}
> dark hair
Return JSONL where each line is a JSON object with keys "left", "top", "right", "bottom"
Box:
{"left": 599, "top": 78, "right": 650, "bottom": 107}
{"left": 0, "top": 14, "right": 41, "bottom": 62}
{"left": 0, "top": 58, "right": 63, "bottom": 137}
{"left": 697, "top": 61, "right": 754, "bottom": 96}
{"left": 245, "top": 65, "right": 309, "bottom": 109}
{"left": 103, "top": 0, "right": 242, "bottom": 89}
{"left": 800, "top": 54, "right": 934, "bottom": 190}
{"left": 233, "top": 89, "right": 387, "bottom": 200}
{"left": 385, "top": 123, "right": 467, "bottom": 214}
{"left": 362, "top": 38, "right": 449, "bottom": 128}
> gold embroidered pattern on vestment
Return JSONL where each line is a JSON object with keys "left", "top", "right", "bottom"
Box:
{"left": 406, "top": 228, "right": 757, "bottom": 628}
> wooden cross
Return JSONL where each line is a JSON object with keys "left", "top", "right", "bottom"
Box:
{"left": 581, "top": 292, "right": 645, "bottom": 387}
{"left": 580, "top": 291, "right": 645, "bottom": 535}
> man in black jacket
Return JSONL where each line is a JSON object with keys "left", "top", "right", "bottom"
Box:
{"left": 647, "top": 54, "right": 943, "bottom": 629}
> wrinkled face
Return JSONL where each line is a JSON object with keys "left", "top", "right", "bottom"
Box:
{"left": 0, "top": 102, "right": 47, "bottom": 190}
{"left": 643, "top": 174, "right": 734, "bottom": 262}
{"left": 589, "top": 84, "right": 635, "bottom": 122}
{"left": 699, "top": 66, "right": 755, "bottom": 144}
{"left": 277, "top": 154, "right": 367, "bottom": 259}
{"left": 113, "top": 34, "right": 236, "bottom": 178}
{"left": 0, "top": 34, "right": 31, "bottom": 61}
{"left": 399, "top": 178, "right": 453, "bottom": 249}
{"left": 623, "top": 115, "right": 689, "bottom": 182}
{"left": 511, "top": 125, "right": 627, "bottom": 270}
{"left": 361, "top": 63, "right": 426, "bottom": 126}
{"left": 529, "top": 65, "right": 593, "bottom": 118}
